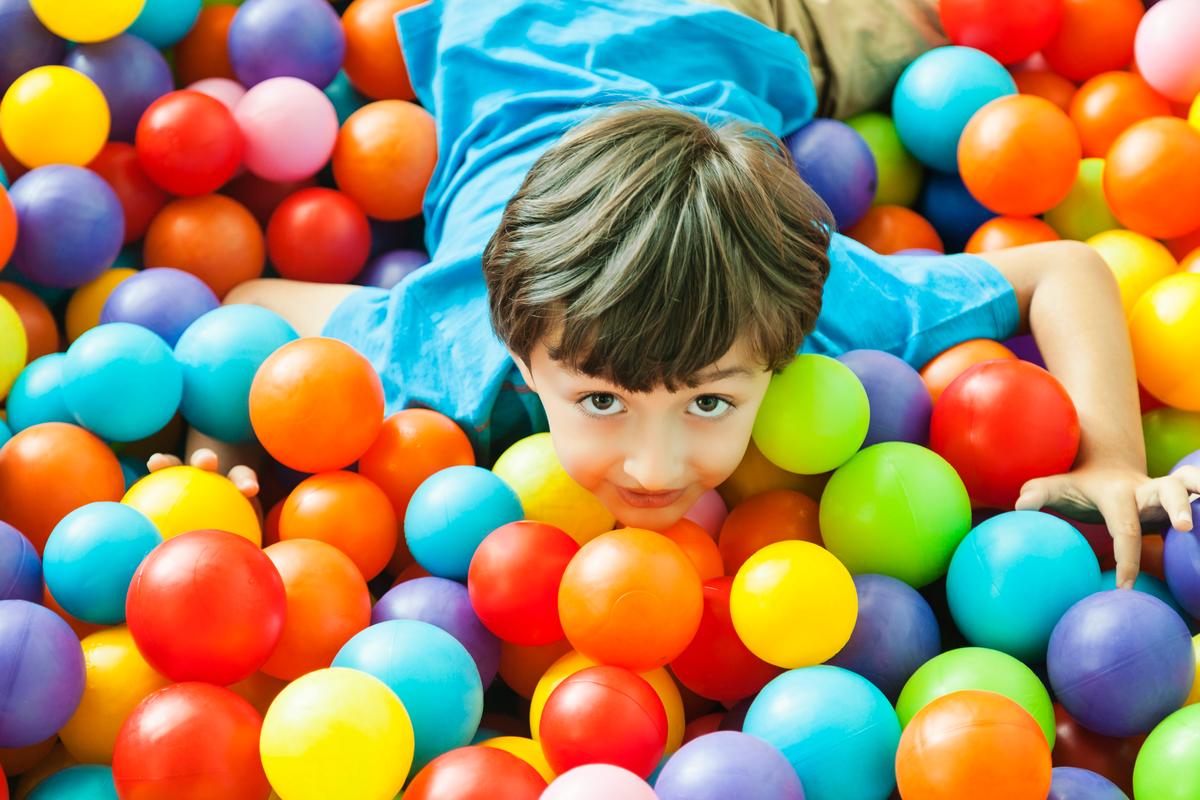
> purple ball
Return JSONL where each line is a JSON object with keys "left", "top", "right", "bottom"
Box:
{"left": 356, "top": 249, "right": 428, "bottom": 289}
{"left": 0, "top": 599, "right": 85, "bottom": 747}
{"left": 0, "top": 523, "right": 41, "bottom": 603}
{"left": 1164, "top": 501, "right": 1200, "bottom": 619}
{"left": 654, "top": 731, "right": 806, "bottom": 800}
{"left": 228, "top": 0, "right": 345, "bottom": 89}
{"left": 837, "top": 349, "right": 932, "bottom": 447}
{"left": 918, "top": 170, "right": 996, "bottom": 253}
{"left": 826, "top": 574, "right": 941, "bottom": 701}
{"left": 1172, "top": 450, "right": 1200, "bottom": 474}
{"left": 785, "top": 119, "right": 877, "bottom": 230}
{"left": 372, "top": 576, "right": 499, "bottom": 688}
{"left": 1049, "top": 767, "right": 1128, "bottom": 800}
{"left": 1004, "top": 333, "right": 1046, "bottom": 369}
{"left": 0, "top": 0, "right": 65, "bottom": 92}
{"left": 62, "top": 35, "right": 173, "bottom": 142}
{"left": 9, "top": 165, "right": 124, "bottom": 288}
{"left": 1048, "top": 590, "right": 1194, "bottom": 738}
{"left": 100, "top": 268, "right": 220, "bottom": 347}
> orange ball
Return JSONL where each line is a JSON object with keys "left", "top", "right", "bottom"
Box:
{"left": 920, "top": 339, "right": 1017, "bottom": 404}
{"left": 717, "top": 489, "right": 821, "bottom": 575}
{"left": 0, "top": 423, "right": 125, "bottom": 553}
{"left": 1167, "top": 227, "right": 1200, "bottom": 260}
{"left": 1183, "top": 248, "right": 1200, "bottom": 273}
{"left": 1104, "top": 117, "right": 1200, "bottom": 238}
{"left": 558, "top": 528, "right": 703, "bottom": 672}
{"left": 1069, "top": 71, "right": 1172, "bottom": 157}
{"left": 499, "top": 639, "right": 573, "bottom": 700}
{"left": 844, "top": 205, "right": 944, "bottom": 255}
{"left": 332, "top": 100, "right": 437, "bottom": 221}
{"left": 261, "top": 539, "right": 371, "bottom": 680}
{"left": 965, "top": 217, "right": 1060, "bottom": 253}
{"left": 1012, "top": 68, "right": 1078, "bottom": 113}
{"left": 249, "top": 337, "right": 385, "bottom": 474}
{"left": 660, "top": 519, "right": 723, "bottom": 581}
{"left": 716, "top": 440, "right": 828, "bottom": 509}
{"left": 896, "top": 690, "right": 1053, "bottom": 800}
{"left": 341, "top": 0, "right": 423, "bottom": 101}
{"left": 0, "top": 282, "right": 58, "bottom": 362}
{"left": 174, "top": 6, "right": 237, "bottom": 86}
{"left": 1042, "top": 0, "right": 1144, "bottom": 82}
{"left": 959, "top": 95, "right": 1082, "bottom": 215}
{"left": 143, "top": 194, "right": 265, "bottom": 299}
{"left": 0, "top": 185, "right": 15, "bottom": 267}
{"left": 279, "top": 471, "right": 398, "bottom": 581}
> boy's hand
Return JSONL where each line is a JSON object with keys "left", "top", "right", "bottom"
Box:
{"left": 1014, "top": 464, "right": 1200, "bottom": 590}
{"left": 147, "top": 448, "right": 261, "bottom": 499}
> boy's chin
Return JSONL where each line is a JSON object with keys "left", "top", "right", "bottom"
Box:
{"left": 611, "top": 503, "right": 688, "bottom": 533}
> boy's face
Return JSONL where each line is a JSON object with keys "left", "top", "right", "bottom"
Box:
{"left": 512, "top": 336, "right": 773, "bottom": 531}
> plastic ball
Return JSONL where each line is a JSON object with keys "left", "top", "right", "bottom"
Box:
{"left": 234, "top": 77, "right": 338, "bottom": 182}
{"left": 917, "top": 169, "right": 996, "bottom": 253}
{"left": 819, "top": 442, "right": 971, "bottom": 587}
{"left": 743, "top": 666, "right": 901, "bottom": 800}
{"left": 1134, "top": 0, "right": 1200, "bottom": 102}
{"left": 249, "top": 337, "right": 384, "bottom": 473}
{"left": 837, "top": 349, "right": 931, "bottom": 447}
{"left": 280, "top": 471, "right": 396, "bottom": 581}
{"left": 846, "top": 111, "right": 922, "bottom": 208}
{"left": 356, "top": 247, "right": 428, "bottom": 288}
{"left": 920, "top": 338, "right": 1016, "bottom": 403}
{"left": 682, "top": 489, "right": 727, "bottom": 539}
{"left": 27, "top": 765, "right": 117, "bottom": 800}
{"left": 660, "top": 518, "right": 722, "bottom": 580}
{"left": 136, "top": 90, "right": 242, "bottom": 196}
{"left": 187, "top": 77, "right": 245, "bottom": 111}
{"left": 228, "top": 0, "right": 343, "bottom": 88}
{"left": 1042, "top": 0, "right": 1144, "bottom": 82}
{"left": 653, "top": 731, "right": 803, "bottom": 800}
{"left": 785, "top": 119, "right": 876, "bottom": 229}
{"left": 0, "top": 283, "right": 55, "bottom": 366}
{"left": 260, "top": 667, "right": 414, "bottom": 800}
{"left": 1070, "top": 71, "right": 1172, "bottom": 158}
{"left": 1130, "top": 274, "right": 1200, "bottom": 411}
{"left": 404, "top": 746, "right": 547, "bottom": 800}
{"left": 1104, "top": 117, "right": 1200, "bottom": 239}
{"left": 333, "top": 100, "right": 438, "bottom": 220}
{"left": 1165, "top": 506, "right": 1200, "bottom": 618}
{"left": 65, "top": 268, "right": 136, "bottom": 343}
{"left": 896, "top": 690, "right": 1052, "bottom": 800}
{"left": 112, "top": 682, "right": 269, "bottom": 800}
{"left": 542, "top": 765, "right": 656, "bottom": 800}
{"left": 63, "top": 35, "right": 172, "bottom": 144}
{"left": 0, "top": 0, "right": 65, "bottom": 92}
{"left": 965, "top": 216, "right": 1060, "bottom": 253}
{"left": 266, "top": 188, "right": 371, "bottom": 283}
{"left": 1144, "top": 409, "right": 1200, "bottom": 477}
{"left": 1053, "top": 703, "right": 1142, "bottom": 796}
{"left": 86, "top": 142, "right": 169, "bottom": 244}
{"left": 480, "top": 736, "right": 556, "bottom": 784}
{"left": 1049, "top": 590, "right": 1193, "bottom": 737}
{"left": 0, "top": 600, "right": 84, "bottom": 747}
{"left": 28, "top": 0, "right": 143, "bottom": 42}
{"left": 100, "top": 268, "right": 219, "bottom": 347}
{"left": 342, "top": 0, "right": 422, "bottom": 100}
{"left": 492, "top": 433, "right": 614, "bottom": 546}
{"left": 1050, "top": 766, "right": 1129, "bottom": 800}
{"left": 1133, "top": 703, "right": 1200, "bottom": 799}
{"left": 0, "top": 296, "right": 24, "bottom": 401}
{"left": 1087, "top": 229, "right": 1177, "bottom": 316}
{"left": 892, "top": 46, "right": 1017, "bottom": 172}
{"left": 127, "top": 0, "right": 200, "bottom": 47}
{"left": 8, "top": 165, "right": 122, "bottom": 288}
{"left": 0, "top": 66, "right": 108, "bottom": 168}
{"left": 0, "top": 523, "right": 40, "bottom": 603}
{"left": 173, "top": 5, "right": 237, "bottom": 89}
{"left": 1012, "top": 67, "right": 1078, "bottom": 112}
{"left": 558, "top": 528, "right": 702, "bottom": 671}
{"left": 121, "top": 465, "right": 260, "bottom": 543}
{"left": 939, "top": 0, "right": 1064, "bottom": 64}
{"left": 844, "top": 204, "right": 944, "bottom": 254}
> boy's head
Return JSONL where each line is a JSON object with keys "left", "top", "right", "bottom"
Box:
{"left": 484, "top": 103, "right": 832, "bottom": 529}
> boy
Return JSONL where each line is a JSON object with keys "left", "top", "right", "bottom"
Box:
{"left": 157, "top": 0, "right": 1198, "bottom": 588}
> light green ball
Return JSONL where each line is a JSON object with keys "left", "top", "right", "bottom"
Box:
{"left": 818, "top": 442, "right": 970, "bottom": 587}
{"left": 751, "top": 354, "right": 869, "bottom": 475}
{"left": 1044, "top": 158, "right": 1122, "bottom": 242}
{"left": 1143, "top": 408, "right": 1200, "bottom": 478}
{"left": 1134, "top": 703, "right": 1200, "bottom": 800}
{"left": 846, "top": 111, "right": 923, "bottom": 208}
{"left": 896, "top": 647, "right": 1056, "bottom": 747}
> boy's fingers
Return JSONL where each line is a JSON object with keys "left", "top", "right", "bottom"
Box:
{"left": 188, "top": 448, "right": 220, "bottom": 472}
{"left": 1014, "top": 476, "right": 1059, "bottom": 512}
{"left": 1156, "top": 477, "right": 1194, "bottom": 531}
{"left": 146, "top": 453, "right": 182, "bottom": 473}
{"left": 227, "top": 465, "right": 260, "bottom": 498}
{"left": 1098, "top": 495, "right": 1143, "bottom": 590}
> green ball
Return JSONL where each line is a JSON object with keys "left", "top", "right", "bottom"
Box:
{"left": 818, "top": 442, "right": 970, "bottom": 587}
{"left": 846, "top": 112, "right": 923, "bottom": 208}
{"left": 1134, "top": 703, "right": 1200, "bottom": 800}
{"left": 1143, "top": 408, "right": 1200, "bottom": 478}
{"left": 1044, "top": 158, "right": 1122, "bottom": 242}
{"left": 751, "top": 355, "right": 869, "bottom": 475}
{"left": 896, "top": 647, "right": 1056, "bottom": 747}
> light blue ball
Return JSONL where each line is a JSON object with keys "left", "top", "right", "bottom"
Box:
{"left": 333, "top": 619, "right": 483, "bottom": 770}
{"left": 62, "top": 322, "right": 182, "bottom": 443}
{"left": 743, "top": 665, "right": 901, "bottom": 800}
{"left": 43, "top": 502, "right": 162, "bottom": 625}
{"left": 118, "top": 455, "right": 149, "bottom": 491}
{"left": 325, "top": 70, "right": 368, "bottom": 125}
{"left": 404, "top": 466, "right": 523, "bottom": 580}
{"left": 892, "top": 46, "right": 1017, "bottom": 172}
{"left": 6, "top": 353, "right": 74, "bottom": 432}
{"left": 0, "top": 415, "right": 11, "bottom": 448}
{"left": 173, "top": 305, "right": 298, "bottom": 443}
{"left": 947, "top": 511, "right": 1101, "bottom": 663}
{"left": 28, "top": 765, "right": 118, "bottom": 800}
{"left": 127, "top": 0, "right": 202, "bottom": 48}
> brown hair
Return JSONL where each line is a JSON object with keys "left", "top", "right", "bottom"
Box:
{"left": 483, "top": 102, "right": 833, "bottom": 391}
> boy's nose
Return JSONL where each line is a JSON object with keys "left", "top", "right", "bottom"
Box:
{"left": 622, "top": 427, "right": 688, "bottom": 491}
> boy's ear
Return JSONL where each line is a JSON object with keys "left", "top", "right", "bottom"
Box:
{"left": 507, "top": 347, "right": 537, "bottom": 392}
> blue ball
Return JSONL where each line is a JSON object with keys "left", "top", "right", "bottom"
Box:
{"left": 62, "top": 323, "right": 182, "bottom": 443}
{"left": 917, "top": 170, "right": 996, "bottom": 253}
{"left": 333, "top": 619, "right": 483, "bottom": 770}
{"left": 6, "top": 353, "right": 74, "bottom": 432}
{"left": 119, "top": 455, "right": 149, "bottom": 491}
{"left": 1049, "top": 766, "right": 1129, "bottom": 800}
{"left": 743, "top": 665, "right": 901, "bottom": 800}
{"left": 1099, "top": 568, "right": 1195, "bottom": 629}
{"left": 947, "top": 511, "right": 1101, "bottom": 663}
{"left": 228, "top": 0, "right": 345, "bottom": 88}
{"left": 27, "top": 764, "right": 118, "bottom": 800}
{"left": 785, "top": 118, "right": 877, "bottom": 230}
{"left": 43, "top": 501, "right": 162, "bottom": 625}
{"left": 173, "top": 305, "right": 298, "bottom": 443}
{"left": 0, "top": 416, "right": 9, "bottom": 448}
{"left": 101, "top": 267, "right": 219, "bottom": 347}
{"left": 324, "top": 70, "right": 368, "bottom": 125}
{"left": 892, "top": 46, "right": 1017, "bottom": 172}
{"left": 837, "top": 349, "right": 931, "bottom": 447}
{"left": 0, "top": 521, "right": 41, "bottom": 603}
{"left": 404, "top": 466, "right": 524, "bottom": 580}
{"left": 127, "top": 0, "right": 202, "bottom": 48}
{"left": 63, "top": 34, "right": 174, "bottom": 142}
{"left": 0, "top": 0, "right": 66, "bottom": 91}
{"left": 654, "top": 731, "right": 805, "bottom": 800}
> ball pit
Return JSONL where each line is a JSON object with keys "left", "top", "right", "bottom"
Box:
{"left": 62, "top": 35, "right": 173, "bottom": 145}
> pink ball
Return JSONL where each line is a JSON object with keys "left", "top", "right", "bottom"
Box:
{"left": 233, "top": 76, "right": 338, "bottom": 182}
{"left": 1134, "top": 0, "right": 1200, "bottom": 103}
{"left": 187, "top": 79, "right": 247, "bottom": 113}
{"left": 541, "top": 766, "right": 657, "bottom": 800}
{"left": 683, "top": 489, "right": 727, "bottom": 540}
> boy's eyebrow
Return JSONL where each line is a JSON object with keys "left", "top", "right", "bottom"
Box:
{"left": 690, "top": 366, "right": 755, "bottom": 383}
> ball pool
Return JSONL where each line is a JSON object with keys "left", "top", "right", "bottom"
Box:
{"left": 4, "top": 352, "right": 70, "bottom": 433}
{"left": 653, "top": 731, "right": 804, "bottom": 800}
{"left": 332, "top": 99, "right": 438, "bottom": 220}
{"left": 1131, "top": 274, "right": 1200, "bottom": 412}
{"left": 1104, "top": 118, "right": 1200, "bottom": 239}
{"left": 136, "top": 90, "right": 243, "bottom": 197}
{"left": 917, "top": 169, "right": 995, "bottom": 253}
{"left": 341, "top": 0, "right": 421, "bottom": 101}
{"left": 266, "top": 187, "right": 371, "bottom": 283}
{"left": 62, "top": 35, "right": 173, "bottom": 143}
{"left": 542, "top": 765, "right": 656, "bottom": 800}
{"left": 1133, "top": 702, "right": 1200, "bottom": 800}
{"left": 0, "top": 65, "right": 108, "bottom": 168}
{"left": 938, "top": 0, "right": 1063, "bottom": 64}
{"left": 0, "top": 599, "right": 85, "bottom": 748}
{"left": 234, "top": 76, "right": 339, "bottom": 182}
{"left": 0, "top": 522, "right": 40, "bottom": 603}
{"left": 965, "top": 216, "right": 1059, "bottom": 254}
{"left": 1134, "top": 0, "right": 1200, "bottom": 103}
{"left": 845, "top": 111, "right": 922, "bottom": 208}
{"left": 0, "top": 0, "right": 66, "bottom": 92}
{"left": 1165, "top": 504, "right": 1200, "bottom": 619}
{"left": 844, "top": 204, "right": 943, "bottom": 254}
{"left": 837, "top": 349, "right": 931, "bottom": 447}
{"left": 404, "top": 746, "right": 547, "bottom": 800}
{"left": 784, "top": 118, "right": 876, "bottom": 230}
{"left": 143, "top": 194, "right": 266, "bottom": 299}
{"left": 1044, "top": 158, "right": 1122, "bottom": 241}
{"left": 27, "top": 765, "right": 117, "bottom": 800}
{"left": 122, "top": 465, "right": 261, "bottom": 544}
{"left": 100, "top": 268, "right": 219, "bottom": 347}
{"left": 228, "top": 0, "right": 344, "bottom": 89}
{"left": 86, "top": 142, "right": 169, "bottom": 244}
{"left": 128, "top": 0, "right": 202, "bottom": 48}
{"left": 1050, "top": 766, "right": 1129, "bottom": 800}
{"left": 1069, "top": 71, "right": 1172, "bottom": 158}
{"left": 357, "top": 247, "right": 428, "bottom": 289}
{"left": 280, "top": 471, "right": 397, "bottom": 581}
{"left": 1087, "top": 229, "right": 1177, "bottom": 316}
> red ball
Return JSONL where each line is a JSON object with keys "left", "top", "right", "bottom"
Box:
{"left": 112, "top": 682, "right": 270, "bottom": 800}
{"left": 669, "top": 576, "right": 783, "bottom": 704}
{"left": 929, "top": 360, "right": 1080, "bottom": 509}
{"left": 266, "top": 188, "right": 371, "bottom": 283}
{"left": 468, "top": 521, "right": 579, "bottom": 645}
{"left": 538, "top": 665, "right": 668, "bottom": 779}
{"left": 87, "top": 142, "right": 169, "bottom": 244}
{"left": 403, "top": 746, "right": 547, "bottom": 800}
{"left": 136, "top": 90, "right": 243, "bottom": 196}
{"left": 126, "top": 529, "right": 286, "bottom": 685}
{"left": 940, "top": 0, "right": 1065, "bottom": 65}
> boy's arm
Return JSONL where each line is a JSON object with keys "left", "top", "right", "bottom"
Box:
{"left": 979, "top": 240, "right": 1200, "bottom": 588}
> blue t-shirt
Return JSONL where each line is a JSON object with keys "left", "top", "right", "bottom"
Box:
{"left": 323, "top": 0, "right": 1019, "bottom": 460}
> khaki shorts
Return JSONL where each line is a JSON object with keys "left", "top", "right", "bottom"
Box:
{"left": 700, "top": 0, "right": 947, "bottom": 119}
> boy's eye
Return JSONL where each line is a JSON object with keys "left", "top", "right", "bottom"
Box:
{"left": 580, "top": 392, "right": 624, "bottom": 416}
{"left": 690, "top": 395, "right": 733, "bottom": 418}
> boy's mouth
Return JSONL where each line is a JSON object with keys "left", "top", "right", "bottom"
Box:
{"left": 616, "top": 486, "right": 686, "bottom": 509}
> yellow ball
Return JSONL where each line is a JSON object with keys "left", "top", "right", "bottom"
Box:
{"left": 58, "top": 626, "right": 171, "bottom": 763}
{"left": 0, "top": 295, "right": 28, "bottom": 402}
{"left": 492, "top": 432, "right": 614, "bottom": 545}
{"left": 1086, "top": 229, "right": 1178, "bottom": 317}
{"left": 122, "top": 465, "right": 262, "bottom": 545}
{"left": 481, "top": 736, "right": 556, "bottom": 783}
{"left": 260, "top": 667, "right": 414, "bottom": 800}
{"left": 1190, "top": 94, "right": 1199, "bottom": 131}
{"left": 0, "top": 66, "right": 109, "bottom": 168}
{"left": 30, "top": 0, "right": 145, "bottom": 43}
{"left": 730, "top": 540, "right": 857, "bottom": 669}
{"left": 528, "top": 649, "right": 684, "bottom": 754}
{"left": 65, "top": 268, "right": 137, "bottom": 343}
{"left": 1130, "top": 273, "right": 1200, "bottom": 412}
{"left": 1186, "top": 635, "right": 1200, "bottom": 706}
